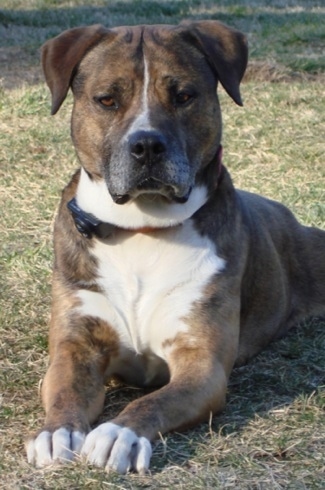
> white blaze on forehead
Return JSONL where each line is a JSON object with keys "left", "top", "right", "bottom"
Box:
{"left": 125, "top": 55, "right": 152, "bottom": 135}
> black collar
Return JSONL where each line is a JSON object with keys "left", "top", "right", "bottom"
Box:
{"left": 67, "top": 198, "right": 117, "bottom": 239}
{"left": 67, "top": 198, "right": 182, "bottom": 239}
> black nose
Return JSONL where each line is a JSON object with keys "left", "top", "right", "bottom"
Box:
{"left": 129, "top": 130, "right": 167, "bottom": 165}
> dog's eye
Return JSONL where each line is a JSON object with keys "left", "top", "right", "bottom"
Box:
{"left": 96, "top": 96, "right": 118, "bottom": 110}
{"left": 174, "top": 91, "right": 195, "bottom": 106}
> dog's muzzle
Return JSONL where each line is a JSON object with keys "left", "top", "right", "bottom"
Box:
{"left": 111, "top": 130, "right": 191, "bottom": 204}
{"left": 109, "top": 129, "right": 193, "bottom": 204}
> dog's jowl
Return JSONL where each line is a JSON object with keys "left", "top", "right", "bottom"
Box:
{"left": 26, "top": 20, "right": 325, "bottom": 474}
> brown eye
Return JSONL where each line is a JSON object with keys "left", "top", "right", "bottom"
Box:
{"left": 174, "top": 91, "right": 195, "bottom": 106}
{"left": 176, "top": 93, "right": 190, "bottom": 103}
{"left": 96, "top": 95, "right": 118, "bottom": 110}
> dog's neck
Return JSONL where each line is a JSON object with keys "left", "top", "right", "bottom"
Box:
{"left": 67, "top": 198, "right": 180, "bottom": 239}
{"left": 69, "top": 146, "right": 223, "bottom": 239}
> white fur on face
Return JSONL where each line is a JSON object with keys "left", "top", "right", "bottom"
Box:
{"left": 123, "top": 56, "right": 153, "bottom": 135}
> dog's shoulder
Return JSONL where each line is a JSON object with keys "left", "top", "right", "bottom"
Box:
{"left": 236, "top": 189, "right": 306, "bottom": 247}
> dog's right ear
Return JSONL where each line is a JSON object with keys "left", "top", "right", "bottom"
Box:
{"left": 42, "top": 25, "right": 114, "bottom": 115}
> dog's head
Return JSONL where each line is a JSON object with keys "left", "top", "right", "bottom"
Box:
{"left": 42, "top": 21, "right": 247, "bottom": 212}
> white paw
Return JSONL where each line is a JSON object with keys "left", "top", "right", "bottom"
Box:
{"left": 81, "top": 422, "right": 152, "bottom": 474}
{"left": 26, "top": 428, "right": 85, "bottom": 467}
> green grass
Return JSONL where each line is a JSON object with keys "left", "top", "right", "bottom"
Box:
{"left": 0, "top": 1, "right": 324, "bottom": 489}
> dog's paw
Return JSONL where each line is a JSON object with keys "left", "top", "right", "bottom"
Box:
{"left": 81, "top": 422, "right": 152, "bottom": 474}
{"left": 26, "top": 427, "right": 86, "bottom": 467}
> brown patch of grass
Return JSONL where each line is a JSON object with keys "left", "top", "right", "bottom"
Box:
{"left": 245, "top": 61, "right": 325, "bottom": 83}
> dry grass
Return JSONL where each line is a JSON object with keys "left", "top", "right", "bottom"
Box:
{"left": 0, "top": 1, "right": 324, "bottom": 489}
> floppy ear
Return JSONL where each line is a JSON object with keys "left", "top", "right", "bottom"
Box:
{"left": 177, "top": 20, "right": 248, "bottom": 105}
{"left": 42, "top": 25, "right": 115, "bottom": 114}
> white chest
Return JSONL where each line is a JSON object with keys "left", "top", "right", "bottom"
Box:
{"left": 76, "top": 221, "right": 225, "bottom": 359}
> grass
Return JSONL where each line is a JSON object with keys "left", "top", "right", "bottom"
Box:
{"left": 0, "top": 1, "right": 324, "bottom": 489}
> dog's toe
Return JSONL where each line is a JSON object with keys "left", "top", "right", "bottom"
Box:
{"left": 26, "top": 428, "right": 86, "bottom": 467}
{"left": 81, "top": 422, "right": 152, "bottom": 474}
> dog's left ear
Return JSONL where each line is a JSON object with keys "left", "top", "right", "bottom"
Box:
{"left": 177, "top": 20, "right": 248, "bottom": 106}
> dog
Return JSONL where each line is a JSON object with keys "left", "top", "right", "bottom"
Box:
{"left": 26, "top": 20, "right": 325, "bottom": 474}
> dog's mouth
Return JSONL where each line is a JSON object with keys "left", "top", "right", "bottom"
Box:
{"left": 111, "top": 178, "right": 192, "bottom": 205}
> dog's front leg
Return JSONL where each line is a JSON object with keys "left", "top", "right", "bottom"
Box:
{"left": 82, "top": 329, "right": 237, "bottom": 474}
{"left": 26, "top": 337, "right": 106, "bottom": 467}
